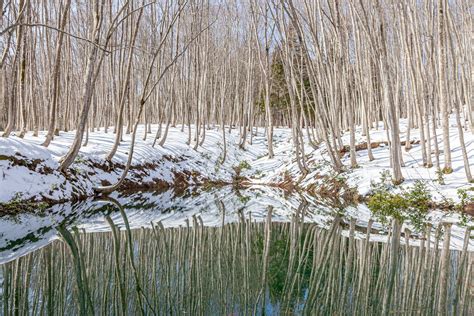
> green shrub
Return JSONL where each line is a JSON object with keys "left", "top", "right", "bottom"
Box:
{"left": 238, "top": 160, "right": 251, "bottom": 170}
{"left": 436, "top": 169, "right": 445, "bottom": 185}
{"left": 457, "top": 187, "right": 474, "bottom": 226}
{"left": 367, "top": 191, "right": 407, "bottom": 224}
{"left": 74, "top": 155, "right": 87, "bottom": 164}
{"left": 368, "top": 176, "right": 431, "bottom": 231}
{"left": 457, "top": 187, "right": 474, "bottom": 208}
{"left": 403, "top": 181, "right": 432, "bottom": 229}
{"left": 239, "top": 195, "right": 250, "bottom": 204}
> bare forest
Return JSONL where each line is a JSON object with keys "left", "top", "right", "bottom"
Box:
{"left": 1, "top": 1, "right": 474, "bottom": 314}
{"left": 1, "top": 0, "right": 472, "bottom": 183}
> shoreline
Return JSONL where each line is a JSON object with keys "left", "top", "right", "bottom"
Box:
{"left": 0, "top": 153, "right": 467, "bottom": 219}
{"left": 1, "top": 124, "right": 473, "bottom": 221}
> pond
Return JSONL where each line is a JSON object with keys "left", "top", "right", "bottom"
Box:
{"left": 0, "top": 186, "right": 472, "bottom": 315}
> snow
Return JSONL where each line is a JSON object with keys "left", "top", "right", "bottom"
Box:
{"left": 243, "top": 116, "right": 474, "bottom": 205}
{"left": 0, "top": 125, "right": 265, "bottom": 203}
{"left": 0, "top": 117, "right": 473, "bottom": 260}
{"left": 1, "top": 117, "right": 472, "bottom": 205}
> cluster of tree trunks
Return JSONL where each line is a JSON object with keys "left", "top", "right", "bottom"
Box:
{"left": 0, "top": 0, "right": 472, "bottom": 188}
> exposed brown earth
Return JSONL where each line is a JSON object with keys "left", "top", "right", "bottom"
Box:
{"left": 464, "top": 203, "right": 474, "bottom": 216}
{"left": 0, "top": 149, "right": 472, "bottom": 222}
{"left": 0, "top": 153, "right": 54, "bottom": 174}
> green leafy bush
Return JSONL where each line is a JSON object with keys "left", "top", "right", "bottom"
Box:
{"left": 238, "top": 160, "right": 251, "bottom": 170}
{"left": 368, "top": 173, "right": 431, "bottom": 231}
{"left": 403, "top": 181, "right": 432, "bottom": 229}
{"left": 457, "top": 187, "right": 474, "bottom": 208}
{"left": 436, "top": 169, "right": 445, "bottom": 185}
{"left": 457, "top": 187, "right": 474, "bottom": 226}
{"left": 74, "top": 155, "right": 87, "bottom": 164}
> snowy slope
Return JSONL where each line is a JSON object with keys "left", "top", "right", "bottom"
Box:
{"left": 0, "top": 116, "right": 473, "bottom": 206}
{"left": 0, "top": 125, "right": 267, "bottom": 203}
{"left": 244, "top": 116, "right": 474, "bottom": 204}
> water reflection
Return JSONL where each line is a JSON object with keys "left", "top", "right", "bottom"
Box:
{"left": 0, "top": 186, "right": 350, "bottom": 264}
{"left": 0, "top": 186, "right": 472, "bottom": 263}
{"left": 0, "top": 196, "right": 473, "bottom": 315}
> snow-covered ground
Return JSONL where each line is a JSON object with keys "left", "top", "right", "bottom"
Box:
{"left": 0, "top": 125, "right": 266, "bottom": 203}
{"left": 1, "top": 117, "right": 473, "bottom": 263}
{"left": 245, "top": 116, "right": 474, "bottom": 205}
{"left": 1, "top": 116, "right": 472, "bottom": 205}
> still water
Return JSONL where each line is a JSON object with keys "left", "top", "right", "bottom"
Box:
{"left": 0, "top": 186, "right": 472, "bottom": 315}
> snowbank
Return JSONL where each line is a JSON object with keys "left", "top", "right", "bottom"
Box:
{"left": 0, "top": 117, "right": 473, "bottom": 207}
{"left": 1, "top": 119, "right": 473, "bottom": 262}
{"left": 244, "top": 116, "right": 474, "bottom": 205}
{"left": 0, "top": 125, "right": 265, "bottom": 203}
